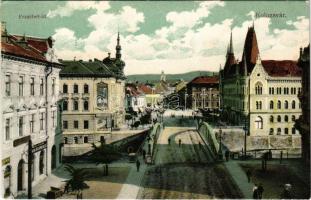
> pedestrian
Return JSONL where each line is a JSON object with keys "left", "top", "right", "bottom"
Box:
{"left": 136, "top": 159, "right": 141, "bottom": 172}
{"left": 225, "top": 150, "right": 230, "bottom": 162}
{"left": 178, "top": 139, "right": 181, "bottom": 147}
{"left": 64, "top": 182, "right": 69, "bottom": 194}
{"left": 142, "top": 149, "right": 146, "bottom": 160}
{"left": 253, "top": 184, "right": 259, "bottom": 199}
{"left": 105, "top": 164, "right": 109, "bottom": 176}
{"left": 168, "top": 138, "right": 171, "bottom": 145}
{"left": 257, "top": 183, "right": 264, "bottom": 199}
{"left": 246, "top": 169, "right": 252, "bottom": 183}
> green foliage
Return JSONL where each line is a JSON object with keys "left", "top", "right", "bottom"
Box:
{"left": 64, "top": 164, "right": 90, "bottom": 192}
{"left": 89, "top": 143, "right": 122, "bottom": 164}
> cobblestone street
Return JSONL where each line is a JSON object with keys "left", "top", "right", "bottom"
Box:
{"left": 137, "top": 127, "right": 243, "bottom": 199}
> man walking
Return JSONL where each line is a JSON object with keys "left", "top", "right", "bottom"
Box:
{"left": 253, "top": 184, "right": 259, "bottom": 199}
{"left": 225, "top": 150, "right": 230, "bottom": 161}
{"left": 257, "top": 183, "right": 264, "bottom": 199}
{"left": 178, "top": 139, "right": 182, "bottom": 147}
{"left": 142, "top": 149, "right": 146, "bottom": 160}
{"left": 168, "top": 138, "right": 171, "bottom": 145}
{"left": 136, "top": 159, "right": 141, "bottom": 172}
{"left": 246, "top": 169, "right": 252, "bottom": 183}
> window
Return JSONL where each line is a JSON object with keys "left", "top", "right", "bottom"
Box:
{"left": 292, "top": 101, "right": 296, "bottom": 109}
{"left": 83, "top": 100, "right": 89, "bottom": 111}
{"left": 292, "top": 115, "right": 296, "bottom": 122}
{"left": 73, "top": 84, "right": 78, "bottom": 93}
{"left": 19, "top": 116, "right": 23, "bottom": 136}
{"left": 270, "top": 115, "right": 274, "bottom": 123}
{"left": 74, "top": 137, "right": 78, "bottom": 144}
{"left": 5, "top": 119, "right": 10, "bottom": 140}
{"left": 293, "top": 88, "right": 296, "bottom": 95}
{"left": 19, "top": 76, "right": 24, "bottom": 96}
{"left": 284, "top": 115, "right": 288, "bottom": 122}
{"left": 298, "top": 87, "right": 302, "bottom": 95}
{"left": 29, "top": 77, "right": 35, "bottom": 96}
{"left": 292, "top": 127, "right": 296, "bottom": 134}
{"left": 256, "top": 101, "right": 262, "bottom": 110}
{"left": 63, "top": 121, "right": 68, "bottom": 129}
{"left": 277, "top": 115, "right": 281, "bottom": 122}
{"left": 269, "top": 87, "right": 272, "bottom": 94}
{"left": 84, "top": 120, "right": 89, "bottom": 129}
{"left": 299, "top": 102, "right": 301, "bottom": 109}
{"left": 255, "top": 82, "right": 263, "bottom": 95}
{"left": 277, "top": 128, "right": 281, "bottom": 135}
{"left": 30, "top": 114, "right": 35, "bottom": 133}
{"left": 52, "top": 79, "right": 55, "bottom": 95}
{"left": 40, "top": 78, "right": 44, "bottom": 95}
{"left": 84, "top": 137, "right": 88, "bottom": 143}
{"left": 63, "top": 84, "right": 68, "bottom": 94}
{"left": 284, "top": 101, "right": 289, "bottom": 109}
{"left": 84, "top": 84, "right": 89, "bottom": 94}
{"left": 64, "top": 137, "right": 68, "bottom": 144}
{"left": 270, "top": 101, "right": 274, "bottom": 109}
{"left": 255, "top": 116, "right": 263, "bottom": 129}
{"left": 74, "top": 120, "right": 79, "bottom": 129}
{"left": 5, "top": 75, "right": 10, "bottom": 96}
{"left": 277, "top": 101, "right": 281, "bottom": 109}
{"left": 63, "top": 100, "right": 68, "bottom": 111}
{"left": 73, "top": 100, "right": 79, "bottom": 111}
{"left": 40, "top": 113, "right": 44, "bottom": 130}
{"left": 269, "top": 128, "right": 274, "bottom": 135}
{"left": 284, "top": 128, "right": 289, "bottom": 135}
{"left": 51, "top": 111, "right": 56, "bottom": 127}
{"left": 97, "top": 82, "right": 108, "bottom": 108}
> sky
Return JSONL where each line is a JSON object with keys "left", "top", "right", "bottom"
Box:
{"left": 1, "top": 1, "right": 309, "bottom": 75}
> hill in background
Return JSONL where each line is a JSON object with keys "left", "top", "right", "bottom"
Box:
{"left": 126, "top": 71, "right": 218, "bottom": 84}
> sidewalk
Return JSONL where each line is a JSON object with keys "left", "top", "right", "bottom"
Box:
{"left": 224, "top": 160, "right": 253, "bottom": 199}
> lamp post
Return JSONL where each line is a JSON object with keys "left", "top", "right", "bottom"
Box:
{"left": 218, "top": 128, "right": 223, "bottom": 160}
{"left": 184, "top": 92, "right": 188, "bottom": 110}
{"left": 243, "top": 115, "right": 248, "bottom": 158}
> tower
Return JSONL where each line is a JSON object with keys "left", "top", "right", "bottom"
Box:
{"left": 116, "top": 32, "right": 122, "bottom": 60}
{"left": 224, "top": 31, "right": 236, "bottom": 76}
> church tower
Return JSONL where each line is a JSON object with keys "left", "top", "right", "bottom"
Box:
{"left": 116, "top": 32, "right": 122, "bottom": 60}
{"left": 224, "top": 31, "right": 236, "bottom": 77}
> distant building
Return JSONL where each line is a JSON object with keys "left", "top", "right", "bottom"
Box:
{"left": 60, "top": 33, "right": 125, "bottom": 156}
{"left": 296, "top": 45, "right": 310, "bottom": 165}
{"left": 186, "top": 76, "right": 219, "bottom": 110}
{"left": 220, "top": 25, "right": 302, "bottom": 152}
{"left": 137, "top": 84, "right": 161, "bottom": 108}
{"left": 125, "top": 83, "right": 147, "bottom": 113}
{"left": 1, "top": 23, "right": 63, "bottom": 197}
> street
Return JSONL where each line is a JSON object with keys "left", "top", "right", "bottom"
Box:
{"left": 137, "top": 126, "right": 243, "bottom": 199}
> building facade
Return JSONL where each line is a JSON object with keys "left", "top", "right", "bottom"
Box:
{"left": 296, "top": 45, "right": 310, "bottom": 165}
{"left": 1, "top": 24, "right": 63, "bottom": 197}
{"left": 220, "top": 25, "right": 302, "bottom": 151}
{"left": 60, "top": 34, "right": 126, "bottom": 155}
{"left": 186, "top": 76, "right": 219, "bottom": 110}
{"left": 125, "top": 83, "right": 147, "bottom": 113}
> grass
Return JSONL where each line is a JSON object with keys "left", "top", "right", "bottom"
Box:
{"left": 240, "top": 163, "right": 310, "bottom": 199}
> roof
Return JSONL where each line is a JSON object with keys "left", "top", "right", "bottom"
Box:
{"left": 60, "top": 59, "right": 122, "bottom": 78}
{"left": 189, "top": 76, "right": 219, "bottom": 85}
{"left": 126, "top": 84, "right": 145, "bottom": 97}
{"left": 11, "top": 35, "right": 52, "bottom": 53}
{"left": 261, "top": 60, "right": 302, "bottom": 77}
{"left": 138, "top": 84, "right": 153, "bottom": 94}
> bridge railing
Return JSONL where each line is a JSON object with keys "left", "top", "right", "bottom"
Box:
{"left": 198, "top": 122, "right": 220, "bottom": 160}
{"left": 150, "top": 123, "right": 163, "bottom": 163}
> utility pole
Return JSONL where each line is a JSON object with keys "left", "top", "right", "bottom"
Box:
{"left": 28, "top": 139, "right": 32, "bottom": 199}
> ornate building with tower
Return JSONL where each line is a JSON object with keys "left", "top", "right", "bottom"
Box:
{"left": 60, "top": 33, "right": 126, "bottom": 156}
{"left": 1, "top": 23, "right": 63, "bottom": 198}
{"left": 220, "top": 25, "right": 302, "bottom": 153}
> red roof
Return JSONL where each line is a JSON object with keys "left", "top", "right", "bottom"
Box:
{"left": 126, "top": 84, "right": 144, "bottom": 97}
{"left": 190, "top": 76, "right": 219, "bottom": 84}
{"left": 262, "top": 60, "right": 302, "bottom": 77}
{"left": 138, "top": 84, "right": 153, "bottom": 94}
{"left": 1, "top": 34, "right": 51, "bottom": 62}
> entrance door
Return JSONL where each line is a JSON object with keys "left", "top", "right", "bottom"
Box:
{"left": 51, "top": 145, "right": 56, "bottom": 170}
{"left": 17, "top": 159, "right": 24, "bottom": 191}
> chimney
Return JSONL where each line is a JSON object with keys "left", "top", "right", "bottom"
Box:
{"left": 1, "top": 21, "right": 8, "bottom": 42}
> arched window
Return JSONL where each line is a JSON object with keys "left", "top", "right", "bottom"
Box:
{"left": 63, "top": 84, "right": 68, "bottom": 94}
{"left": 73, "top": 100, "right": 79, "bottom": 111}
{"left": 83, "top": 100, "right": 89, "bottom": 111}
{"left": 270, "top": 115, "right": 274, "bottom": 123}
{"left": 97, "top": 82, "right": 108, "bottom": 108}
{"left": 269, "top": 128, "right": 274, "bottom": 135}
{"left": 277, "top": 128, "right": 281, "bottom": 135}
{"left": 4, "top": 165, "right": 11, "bottom": 196}
{"left": 277, "top": 115, "right": 281, "bottom": 122}
{"left": 74, "top": 137, "right": 78, "bottom": 144}
{"left": 63, "top": 100, "right": 68, "bottom": 111}
{"left": 73, "top": 84, "right": 79, "bottom": 93}
{"left": 292, "top": 127, "right": 296, "bottom": 134}
{"left": 284, "top": 128, "right": 289, "bottom": 135}
{"left": 64, "top": 137, "right": 68, "bottom": 144}
{"left": 292, "top": 115, "right": 296, "bottom": 122}
{"left": 292, "top": 100, "right": 296, "bottom": 109}
{"left": 84, "top": 137, "right": 88, "bottom": 143}
{"left": 284, "top": 115, "right": 288, "bottom": 122}
{"left": 277, "top": 101, "right": 281, "bottom": 109}
{"left": 255, "top": 116, "right": 263, "bottom": 129}
{"left": 270, "top": 101, "right": 274, "bottom": 109}
{"left": 284, "top": 101, "right": 289, "bottom": 109}
{"left": 84, "top": 84, "right": 89, "bottom": 94}
{"left": 255, "top": 82, "right": 263, "bottom": 95}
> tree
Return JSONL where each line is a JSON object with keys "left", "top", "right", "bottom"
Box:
{"left": 63, "top": 164, "right": 90, "bottom": 195}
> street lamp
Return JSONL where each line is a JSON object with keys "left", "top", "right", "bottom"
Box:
{"left": 243, "top": 115, "right": 248, "bottom": 158}
{"left": 218, "top": 128, "right": 223, "bottom": 160}
{"left": 184, "top": 93, "right": 188, "bottom": 110}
